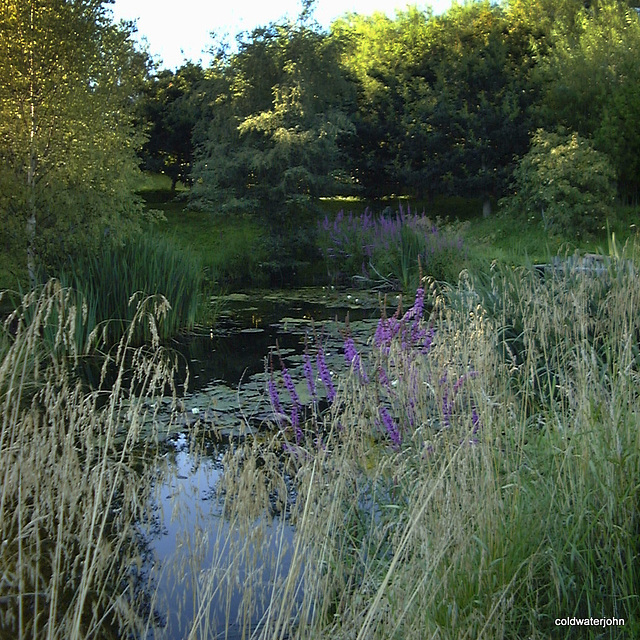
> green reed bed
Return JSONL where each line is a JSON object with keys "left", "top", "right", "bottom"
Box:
{"left": 50, "top": 233, "right": 204, "bottom": 348}
{"left": 213, "top": 253, "right": 640, "bottom": 639}
{"left": 318, "top": 206, "right": 468, "bottom": 290}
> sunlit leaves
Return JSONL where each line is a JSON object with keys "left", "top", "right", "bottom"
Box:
{"left": 0, "top": 0, "right": 150, "bottom": 275}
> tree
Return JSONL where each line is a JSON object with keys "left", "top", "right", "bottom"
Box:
{"left": 138, "top": 62, "right": 204, "bottom": 192}
{"left": 539, "top": 0, "right": 640, "bottom": 199}
{"left": 0, "top": 0, "right": 150, "bottom": 284}
{"left": 502, "top": 129, "right": 616, "bottom": 236}
{"left": 333, "top": 3, "right": 539, "bottom": 208}
{"left": 190, "top": 18, "right": 355, "bottom": 220}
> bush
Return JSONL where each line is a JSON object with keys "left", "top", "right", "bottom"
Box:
{"left": 502, "top": 129, "right": 617, "bottom": 237}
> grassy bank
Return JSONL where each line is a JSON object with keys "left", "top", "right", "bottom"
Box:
{"left": 141, "top": 172, "right": 640, "bottom": 291}
{"left": 2, "top": 253, "right": 639, "bottom": 638}
{"left": 218, "top": 254, "right": 640, "bottom": 638}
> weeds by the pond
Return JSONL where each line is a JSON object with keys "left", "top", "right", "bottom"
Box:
{"left": 3, "top": 253, "right": 640, "bottom": 639}
{"left": 236, "top": 253, "right": 640, "bottom": 638}
{"left": 0, "top": 280, "right": 181, "bottom": 639}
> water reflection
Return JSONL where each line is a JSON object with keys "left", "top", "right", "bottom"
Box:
{"left": 171, "top": 287, "right": 380, "bottom": 390}
{"left": 146, "top": 434, "right": 299, "bottom": 639}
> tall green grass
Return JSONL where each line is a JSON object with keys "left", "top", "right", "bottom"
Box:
{"left": 4, "top": 252, "right": 639, "bottom": 639}
{"left": 205, "top": 252, "right": 640, "bottom": 638}
{"left": 51, "top": 233, "right": 204, "bottom": 347}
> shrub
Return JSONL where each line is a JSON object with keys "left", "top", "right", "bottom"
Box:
{"left": 502, "top": 129, "right": 617, "bottom": 237}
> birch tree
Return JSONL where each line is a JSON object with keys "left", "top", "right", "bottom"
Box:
{"left": 0, "top": 0, "right": 149, "bottom": 284}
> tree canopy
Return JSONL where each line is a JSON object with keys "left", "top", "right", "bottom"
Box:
{"left": 190, "top": 18, "right": 355, "bottom": 221}
{"left": 0, "top": 0, "right": 150, "bottom": 281}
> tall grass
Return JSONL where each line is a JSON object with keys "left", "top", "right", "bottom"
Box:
{"left": 0, "top": 280, "right": 180, "bottom": 639}
{"left": 207, "top": 252, "right": 640, "bottom": 638}
{"left": 4, "top": 252, "right": 639, "bottom": 639}
{"left": 50, "top": 233, "right": 204, "bottom": 347}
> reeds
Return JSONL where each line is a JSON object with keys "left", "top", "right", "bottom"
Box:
{"left": 0, "top": 280, "right": 180, "bottom": 639}
{"left": 50, "top": 233, "right": 204, "bottom": 347}
{"left": 318, "top": 205, "right": 466, "bottom": 288}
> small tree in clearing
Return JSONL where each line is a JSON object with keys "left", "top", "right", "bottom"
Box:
{"left": 502, "top": 129, "right": 616, "bottom": 237}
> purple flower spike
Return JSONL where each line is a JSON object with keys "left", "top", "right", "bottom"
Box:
{"left": 344, "top": 335, "right": 369, "bottom": 383}
{"left": 268, "top": 377, "right": 284, "bottom": 420}
{"left": 291, "top": 404, "right": 303, "bottom": 444}
{"left": 378, "top": 365, "right": 392, "bottom": 391}
{"left": 303, "top": 351, "right": 316, "bottom": 399}
{"left": 316, "top": 348, "right": 335, "bottom": 403}
{"left": 281, "top": 364, "right": 301, "bottom": 406}
{"left": 421, "top": 327, "right": 435, "bottom": 353}
{"left": 442, "top": 389, "right": 452, "bottom": 428}
{"left": 471, "top": 407, "right": 481, "bottom": 434}
{"left": 379, "top": 406, "right": 401, "bottom": 449}
{"left": 453, "top": 371, "right": 478, "bottom": 394}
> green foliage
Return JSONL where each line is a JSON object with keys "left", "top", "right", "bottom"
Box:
{"left": 318, "top": 208, "right": 467, "bottom": 290}
{"left": 333, "top": 2, "right": 537, "bottom": 202}
{"left": 137, "top": 62, "right": 204, "bottom": 191}
{"left": 502, "top": 129, "right": 616, "bottom": 236}
{"left": 0, "top": 0, "right": 152, "bottom": 282}
{"left": 540, "top": 0, "right": 640, "bottom": 199}
{"left": 50, "top": 233, "right": 204, "bottom": 347}
{"left": 190, "top": 18, "right": 355, "bottom": 219}
{"left": 149, "top": 201, "right": 270, "bottom": 288}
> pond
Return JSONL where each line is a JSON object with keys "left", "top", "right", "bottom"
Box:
{"left": 142, "top": 286, "right": 391, "bottom": 639}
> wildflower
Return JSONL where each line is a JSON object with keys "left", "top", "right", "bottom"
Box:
{"left": 344, "top": 335, "right": 369, "bottom": 382}
{"left": 281, "top": 363, "right": 301, "bottom": 406}
{"left": 471, "top": 407, "right": 481, "bottom": 434}
{"left": 453, "top": 371, "right": 478, "bottom": 394}
{"left": 268, "top": 376, "right": 284, "bottom": 420}
{"left": 442, "top": 388, "right": 452, "bottom": 428}
{"left": 316, "top": 347, "right": 335, "bottom": 402}
{"left": 303, "top": 350, "right": 316, "bottom": 399}
{"left": 291, "top": 404, "right": 303, "bottom": 444}
{"left": 378, "top": 365, "right": 391, "bottom": 391}
{"left": 379, "top": 406, "right": 401, "bottom": 449}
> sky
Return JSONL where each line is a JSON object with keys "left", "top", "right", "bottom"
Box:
{"left": 109, "top": 0, "right": 453, "bottom": 70}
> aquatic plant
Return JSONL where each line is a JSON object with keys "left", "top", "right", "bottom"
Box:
{"left": 45, "top": 232, "right": 205, "bottom": 348}
{"left": 318, "top": 205, "right": 467, "bottom": 288}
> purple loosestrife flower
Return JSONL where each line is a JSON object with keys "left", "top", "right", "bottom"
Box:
{"left": 442, "top": 388, "right": 452, "bottom": 428}
{"left": 472, "top": 407, "right": 481, "bottom": 434}
{"left": 421, "top": 326, "right": 434, "bottom": 353}
{"left": 268, "top": 377, "right": 284, "bottom": 420}
{"left": 291, "top": 404, "right": 303, "bottom": 444}
{"left": 344, "top": 335, "right": 368, "bottom": 382}
{"left": 316, "top": 347, "right": 335, "bottom": 402}
{"left": 453, "top": 371, "right": 478, "bottom": 394}
{"left": 303, "top": 351, "right": 316, "bottom": 400}
{"left": 378, "top": 365, "right": 392, "bottom": 392}
{"left": 379, "top": 406, "right": 401, "bottom": 449}
{"left": 280, "top": 362, "right": 301, "bottom": 407}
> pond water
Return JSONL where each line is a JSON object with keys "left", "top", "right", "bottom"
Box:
{"left": 142, "top": 286, "right": 390, "bottom": 638}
